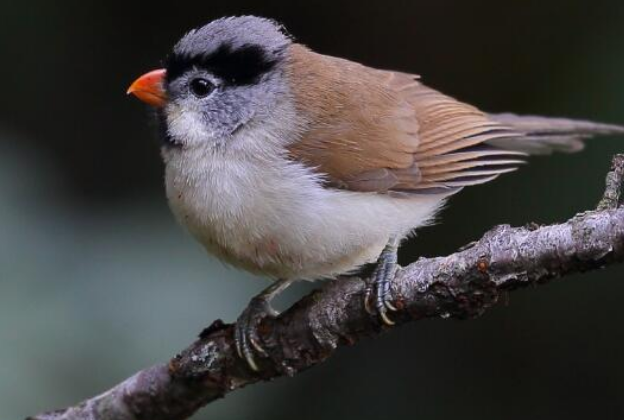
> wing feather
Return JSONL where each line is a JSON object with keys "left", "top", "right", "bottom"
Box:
{"left": 285, "top": 45, "right": 526, "bottom": 194}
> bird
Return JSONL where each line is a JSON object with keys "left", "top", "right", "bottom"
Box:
{"left": 127, "top": 15, "right": 623, "bottom": 371}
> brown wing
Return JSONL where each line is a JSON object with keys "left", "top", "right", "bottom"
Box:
{"left": 285, "top": 45, "right": 526, "bottom": 194}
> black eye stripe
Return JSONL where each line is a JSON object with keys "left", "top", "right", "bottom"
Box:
{"left": 166, "top": 43, "right": 281, "bottom": 86}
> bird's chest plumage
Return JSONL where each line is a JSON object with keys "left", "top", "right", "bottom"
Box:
{"left": 164, "top": 146, "right": 361, "bottom": 279}
{"left": 165, "top": 150, "right": 289, "bottom": 274}
{"left": 163, "top": 143, "right": 445, "bottom": 280}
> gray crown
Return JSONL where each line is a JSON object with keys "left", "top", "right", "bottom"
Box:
{"left": 173, "top": 16, "right": 292, "bottom": 58}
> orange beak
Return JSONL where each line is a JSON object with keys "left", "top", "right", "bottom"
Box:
{"left": 127, "top": 69, "right": 167, "bottom": 107}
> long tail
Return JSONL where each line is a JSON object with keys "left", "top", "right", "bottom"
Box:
{"left": 487, "top": 113, "right": 624, "bottom": 155}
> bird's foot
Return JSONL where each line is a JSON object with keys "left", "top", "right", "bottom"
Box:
{"left": 365, "top": 238, "right": 400, "bottom": 326}
{"left": 234, "top": 278, "right": 294, "bottom": 371}
{"left": 234, "top": 295, "right": 279, "bottom": 371}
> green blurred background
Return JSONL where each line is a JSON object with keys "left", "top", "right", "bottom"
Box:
{"left": 2, "top": 1, "right": 624, "bottom": 419}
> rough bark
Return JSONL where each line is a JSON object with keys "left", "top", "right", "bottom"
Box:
{"left": 28, "top": 155, "right": 624, "bottom": 420}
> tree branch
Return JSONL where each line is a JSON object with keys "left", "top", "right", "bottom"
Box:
{"left": 28, "top": 154, "right": 624, "bottom": 420}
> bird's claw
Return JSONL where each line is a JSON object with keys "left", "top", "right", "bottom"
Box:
{"left": 234, "top": 297, "right": 279, "bottom": 371}
{"left": 365, "top": 240, "right": 399, "bottom": 326}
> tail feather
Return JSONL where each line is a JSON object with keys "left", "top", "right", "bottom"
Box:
{"left": 486, "top": 113, "right": 624, "bottom": 155}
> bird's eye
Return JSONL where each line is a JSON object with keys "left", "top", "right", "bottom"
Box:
{"left": 189, "top": 78, "right": 214, "bottom": 98}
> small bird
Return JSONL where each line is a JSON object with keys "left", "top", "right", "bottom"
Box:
{"left": 128, "top": 16, "right": 623, "bottom": 370}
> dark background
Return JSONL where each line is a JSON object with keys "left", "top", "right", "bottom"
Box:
{"left": 2, "top": 1, "right": 624, "bottom": 419}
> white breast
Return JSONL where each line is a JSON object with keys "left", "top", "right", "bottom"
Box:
{"left": 164, "top": 145, "right": 446, "bottom": 281}
{"left": 161, "top": 100, "right": 447, "bottom": 281}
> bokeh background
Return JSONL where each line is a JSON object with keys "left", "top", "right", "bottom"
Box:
{"left": 2, "top": 1, "right": 624, "bottom": 419}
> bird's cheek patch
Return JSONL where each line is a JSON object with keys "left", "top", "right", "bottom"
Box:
{"left": 166, "top": 106, "right": 215, "bottom": 146}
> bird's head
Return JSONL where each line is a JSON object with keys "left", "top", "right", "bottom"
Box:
{"left": 128, "top": 16, "right": 293, "bottom": 150}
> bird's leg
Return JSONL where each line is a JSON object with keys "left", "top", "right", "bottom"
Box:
{"left": 365, "top": 236, "right": 400, "bottom": 325}
{"left": 235, "top": 278, "right": 294, "bottom": 371}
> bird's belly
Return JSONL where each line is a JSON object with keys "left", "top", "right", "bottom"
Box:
{"left": 165, "top": 155, "right": 446, "bottom": 280}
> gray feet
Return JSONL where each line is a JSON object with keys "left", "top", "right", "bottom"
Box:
{"left": 234, "top": 238, "right": 402, "bottom": 371}
{"left": 235, "top": 296, "right": 279, "bottom": 371}
{"left": 234, "top": 278, "right": 293, "bottom": 371}
{"left": 365, "top": 237, "right": 400, "bottom": 325}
